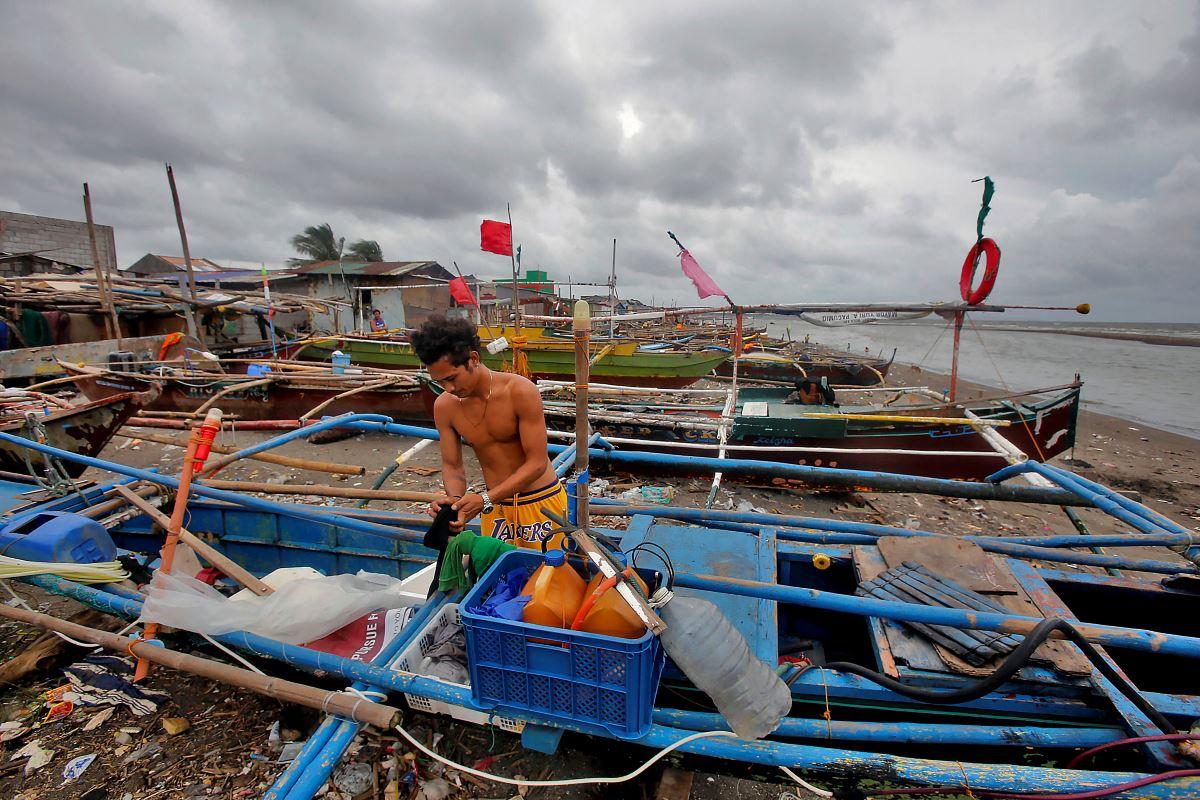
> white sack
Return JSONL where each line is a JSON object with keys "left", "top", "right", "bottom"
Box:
{"left": 137, "top": 569, "right": 417, "bottom": 644}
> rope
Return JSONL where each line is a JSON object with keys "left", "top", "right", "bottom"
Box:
{"left": 966, "top": 317, "right": 1048, "bottom": 462}
{"left": 916, "top": 317, "right": 953, "bottom": 370}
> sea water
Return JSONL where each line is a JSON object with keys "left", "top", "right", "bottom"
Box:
{"left": 755, "top": 317, "right": 1200, "bottom": 440}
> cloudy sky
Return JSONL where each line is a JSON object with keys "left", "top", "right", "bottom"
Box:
{"left": 2, "top": 1, "right": 1198, "bottom": 321}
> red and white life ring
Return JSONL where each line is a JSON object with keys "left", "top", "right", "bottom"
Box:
{"left": 959, "top": 238, "right": 1000, "bottom": 305}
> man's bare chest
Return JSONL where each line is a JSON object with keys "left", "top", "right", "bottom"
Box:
{"left": 452, "top": 401, "right": 518, "bottom": 447}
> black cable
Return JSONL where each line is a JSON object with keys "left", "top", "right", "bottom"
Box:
{"left": 823, "top": 617, "right": 1176, "bottom": 734}
{"left": 628, "top": 541, "right": 675, "bottom": 590}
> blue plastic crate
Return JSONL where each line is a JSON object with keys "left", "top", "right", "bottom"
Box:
{"left": 460, "top": 549, "right": 664, "bottom": 740}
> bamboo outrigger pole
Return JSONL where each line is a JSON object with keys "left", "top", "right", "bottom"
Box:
{"left": 573, "top": 299, "right": 591, "bottom": 528}
{"left": 0, "top": 603, "right": 399, "bottom": 728}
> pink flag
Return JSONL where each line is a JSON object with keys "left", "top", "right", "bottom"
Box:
{"left": 679, "top": 248, "right": 729, "bottom": 300}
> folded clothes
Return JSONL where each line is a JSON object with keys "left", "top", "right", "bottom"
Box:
{"left": 420, "top": 613, "right": 469, "bottom": 684}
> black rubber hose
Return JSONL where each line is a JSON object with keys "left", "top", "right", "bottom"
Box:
{"left": 823, "top": 617, "right": 1176, "bottom": 734}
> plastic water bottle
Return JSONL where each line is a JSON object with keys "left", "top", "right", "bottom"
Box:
{"left": 658, "top": 594, "right": 792, "bottom": 740}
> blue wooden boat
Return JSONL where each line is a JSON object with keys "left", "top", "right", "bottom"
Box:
{"left": 1, "top": 421, "right": 1199, "bottom": 799}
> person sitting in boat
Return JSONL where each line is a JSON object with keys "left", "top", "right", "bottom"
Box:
{"left": 413, "top": 315, "right": 567, "bottom": 549}
{"left": 370, "top": 308, "right": 387, "bottom": 332}
{"left": 787, "top": 377, "right": 837, "bottom": 406}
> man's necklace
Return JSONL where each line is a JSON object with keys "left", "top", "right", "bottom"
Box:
{"left": 464, "top": 373, "right": 493, "bottom": 427}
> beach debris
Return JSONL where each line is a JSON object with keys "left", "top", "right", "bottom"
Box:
{"left": 61, "top": 752, "right": 97, "bottom": 783}
{"left": 162, "top": 716, "right": 191, "bottom": 735}
{"left": 615, "top": 484, "right": 676, "bottom": 504}
{"left": 277, "top": 741, "right": 305, "bottom": 763}
{"left": 44, "top": 699, "right": 74, "bottom": 721}
{"left": 332, "top": 761, "right": 374, "bottom": 795}
{"left": 10, "top": 738, "right": 55, "bottom": 775}
{"left": 417, "top": 777, "right": 453, "bottom": 800}
{"left": 82, "top": 706, "right": 116, "bottom": 731}
{"left": 0, "top": 720, "right": 28, "bottom": 742}
{"left": 62, "top": 655, "right": 171, "bottom": 715}
{"left": 121, "top": 741, "right": 162, "bottom": 766}
{"left": 44, "top": 682, "right": 72, "bottom": 703}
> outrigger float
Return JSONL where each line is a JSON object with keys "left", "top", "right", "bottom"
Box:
{"left": 0, "top": 411, "right": 1199, "bottom": 799}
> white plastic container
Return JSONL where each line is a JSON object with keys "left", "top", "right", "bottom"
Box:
{"left": 658, "top": 594, "right": 791, "bottom": 740}
{"left": 391, "top": 603, "right": 524, "bottom": 732}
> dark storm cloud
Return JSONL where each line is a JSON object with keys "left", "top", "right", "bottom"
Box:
{"left": 0, "top": 1, "right": 1197, "bottom": 320}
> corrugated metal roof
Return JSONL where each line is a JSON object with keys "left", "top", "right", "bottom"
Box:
{"left": 153, "top": 255, "right": 224, "bottom": 272}
{"left": 192, "top": 270, "right": 299, "bottom": 284}
{"left": 291, "top": 260, "right": 443, "bottom": 277}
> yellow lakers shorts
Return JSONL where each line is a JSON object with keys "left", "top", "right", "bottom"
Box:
{"left": 480, "top": 481, "right": 568, "bottom": 550}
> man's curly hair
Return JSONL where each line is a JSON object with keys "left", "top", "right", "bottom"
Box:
{"left": 410, "top": 315, "right": 481, "bottom": 367}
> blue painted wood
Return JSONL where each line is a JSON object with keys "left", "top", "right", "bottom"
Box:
{"left": 1007, "top": 558, "right": 1186, "bottom": 770}
{"left": 26, "top": 576, "right": 1200, "bottom": 796}
{"left": 619, "top": 516, "right": 777, "bottom": 666}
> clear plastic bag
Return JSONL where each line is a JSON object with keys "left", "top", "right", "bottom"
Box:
{"left": 137, "top": 569, "right": 418, "bottom": 644}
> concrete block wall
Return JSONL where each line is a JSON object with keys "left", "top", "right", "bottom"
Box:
{"left": 0, "top": 210, "right": 118, "bottom": 272}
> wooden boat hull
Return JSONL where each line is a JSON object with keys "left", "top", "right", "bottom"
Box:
{"left": 713, "top": 350, "right": 894, "bottom": 386}
{"left": 294, "top": 336, "right": 730, "bottom": 389}
{"left": 0, "top": 333, "right": 200, "bottom": 382}
{"left": 62, "top": 366, "right": 434, "bottom": 423}
{"left": 549, "top": 386, "right": 1081, "bottom": 482}
{"left": 0, "top": 389, "right": 158, "bottom": 478}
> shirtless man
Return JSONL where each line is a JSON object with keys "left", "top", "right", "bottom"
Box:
{"left": 411, "top": 316, "right": 567, "bottom": 548}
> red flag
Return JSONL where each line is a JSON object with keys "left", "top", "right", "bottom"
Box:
{"left": 480, "top": 220, "right": 513, "bottom": 256}
{"left": 449, "top": 276, "right": 478, "bottom": 306}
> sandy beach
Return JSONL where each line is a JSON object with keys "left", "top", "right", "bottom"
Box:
{"left": 977, "top": 326, "right": 1200, "bottom": 348}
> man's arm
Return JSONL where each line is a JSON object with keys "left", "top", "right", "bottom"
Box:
{"left": 432, "top": 397, "right": 467, "bottom": 512}
{"left": 484, "top": 380, "right": 552, "bottom": 503}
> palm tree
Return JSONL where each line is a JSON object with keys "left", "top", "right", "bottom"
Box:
{"left": 288, "top": 223, "right": 341, "bottom": 266}
{"left": 347, "top": 239, "right": 384, "bottom": 262}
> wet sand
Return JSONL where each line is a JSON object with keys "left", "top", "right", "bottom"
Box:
{"left": 979, "top": 326, "right": 1200, "bottom": 348}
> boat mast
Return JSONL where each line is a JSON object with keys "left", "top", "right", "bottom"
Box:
{"left": 507, "top": 203, "right": 520, "bottom": 333}
{"left": 609, "top": 238, "right": 617, "bottom": 340}
{"left": 165, "top": 164, "right": 204, "bottom": 344}
{"left": 82, "top": 182, "right": 120, "bottom": 344}
{"left": 949, "top": 310, "right": 965, "bottom": 401}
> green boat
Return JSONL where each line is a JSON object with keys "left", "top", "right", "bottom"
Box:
{"left": 292, "top": 327, "right": 731, "bottom": 388}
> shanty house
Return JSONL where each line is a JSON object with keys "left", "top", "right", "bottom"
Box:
{"left": 275, "top": 260, "right": 455, "bottom": 333}
{"left": 125, "top": 254, "right": 226, "bottom": 276}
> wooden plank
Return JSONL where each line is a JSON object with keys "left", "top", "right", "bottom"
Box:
{"left": 113, "top": 485, "right": 272, "bottom": 596}
{"left": 877, "top": 536, "right": 1010, "bottom": 594}
{"left": 874, "top": 537, "right": 1090, "bottom": 678}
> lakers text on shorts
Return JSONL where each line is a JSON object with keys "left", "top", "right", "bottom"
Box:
{"left": 480, "top": 481, "right": 568, "bottom": 550}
